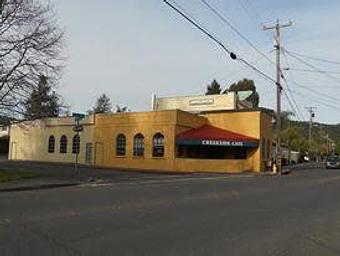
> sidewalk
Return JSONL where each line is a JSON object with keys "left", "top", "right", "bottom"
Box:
{"left": 0, "top": 160, "right": 217, "bottom": 192}
{"left": 0, "top": 177, "right": 81, "bottom": 192}
{"left": 1, "top": 160, "right": 321, "bottom": 192}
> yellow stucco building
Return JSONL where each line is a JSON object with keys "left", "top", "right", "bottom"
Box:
{"left": 9, "top": 115, "right": 95, "bottom": 165}
{"left": 9, "top": 106, "right": 273, "bottom": 173}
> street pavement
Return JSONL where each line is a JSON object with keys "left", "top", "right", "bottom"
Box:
{"left": 1, "top": 166, "right": 340, "bottom": 255}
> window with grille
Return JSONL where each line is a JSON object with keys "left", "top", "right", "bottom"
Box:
{"left": 133, "top": 133, "right": 144, "bottom": 157}
{"left": 48, "top": 135, "right": 55, "bottom": 153}
{"left": 72, "top": 135, "right": 80, "bottom": 154}
{"left": 116, "top": 134, "right": 126, "bottom": 156}
{"left": 60, "top": 135, "right": 67, "bottom": 153}
{"left": 153, "top": 133, "right": 164, "bottom": 157}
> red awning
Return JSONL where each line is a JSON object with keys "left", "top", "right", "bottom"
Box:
{"left": 176, "top": 125, "right": 259, "bottom": 147}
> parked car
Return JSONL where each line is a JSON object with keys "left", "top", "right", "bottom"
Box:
{"left": 326, "top": 156, "right": 340, "bottom": 169}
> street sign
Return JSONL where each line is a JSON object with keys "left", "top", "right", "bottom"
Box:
{"left": 72, "top": 113, "right": 86, "bottom": 175}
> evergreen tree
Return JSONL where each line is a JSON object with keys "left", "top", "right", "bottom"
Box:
{"left": 24, "top": 75, "right": 61, "bottom": 119}
{"left": 92, "top": 93, "right": 112, "bottom": 114}
{"left": 205, "top": 79, "right": 222, "bottom": 95}
{"left": 225, "top": 78, "right": 260, "bottom": 108}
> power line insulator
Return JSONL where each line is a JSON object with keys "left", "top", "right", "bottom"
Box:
{"left": 230, "top": 52, "right": 237, "bottom": 60}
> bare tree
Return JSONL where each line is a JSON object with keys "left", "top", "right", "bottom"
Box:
{"left": 0, "top": 0, "right": 65, "bottom": 119}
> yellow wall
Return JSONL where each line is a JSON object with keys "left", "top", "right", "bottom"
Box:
{"left": 201, "top": 110, "right": 273, "bottom": 172}
{"left": 94, "top": 110, "right": 178, "bottom": 171}
{"left": 94, "top": 109, "right": 273, "bottom": 173}
{"left": 9, "top": 116, "right": 95, "bottom": 165}
{"left": 9, "top": 109, "right": 273, "bottom": 174}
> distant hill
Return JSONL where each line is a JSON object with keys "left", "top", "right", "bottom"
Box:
{"left": 291, "top": 120, "right": 340, "bottom": 153}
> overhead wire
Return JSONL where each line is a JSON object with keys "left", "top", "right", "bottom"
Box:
{"left": 285, "top": 49, "right": 340, "bottom": 85}
{"left": 286, "top": 68, "right": 340, "bottom": 75}
{"left": 200, "top": 0, "right": 275, "bottom": 66}
{"left": 163, "top": 0, "right": 278, "bottom": 85}
{"left": 289, "top": 88, "right": 340, "bottom": 112}
{"left": 165, "top": 0, "right": 307, "bottom": 120}
{"left": 286, "top": 51, "right": 340, "bottom": 66}
{"left": 283, "top": 49, "right": 340, "bottom": 111}
{"left": 281, "top": 78, "right": 304, "bottom": 121}
{"left": 243, "top": 0, "right": 264, "bottom": 24}
{"left": 282, "top": 89, "right": 302, "bottom": 121}
{"left": 281, "top": 52, "right": 305, "bottom": 120}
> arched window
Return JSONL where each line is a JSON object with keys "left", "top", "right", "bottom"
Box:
{"left": 133, "top": 133, "right": 144, "bottom": 157}
{"left": 153, "top": 133, "right": 165, "bottom": 157}
{"left": 48, "top": 135, "right": 55, "bottom": 153}
{"left": 116, "top": 134, "right": 126, "bottom": 156}
{"left": 60, "top": 135, "right": 67, "bottom": 154}
{"left": 72, "top": 135, "right": 80, "bottom": 154}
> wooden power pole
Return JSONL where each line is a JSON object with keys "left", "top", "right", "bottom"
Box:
{"left": 306, "top": 107, "right": 316, "bottom": 158}
{"left": 263, "top": 19, "right": 292, "bottom": 174}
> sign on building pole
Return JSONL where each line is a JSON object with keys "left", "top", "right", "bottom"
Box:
{"left": 73, "top": 113, "right": 85, "bottom": 175}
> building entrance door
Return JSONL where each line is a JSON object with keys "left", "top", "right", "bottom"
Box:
{"left": 95, "top": 142, "right": 104, "bottom": 166}
{"left": 85, "top": 143, "right": 93, "bottom": 165}
{"left": 10, "top": 142, "right": 17, "bottom": 160}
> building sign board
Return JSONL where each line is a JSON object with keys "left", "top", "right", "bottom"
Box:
{"left": 176, "top": 139, "right": 258, "bottom": 148}
{"left": 153, "top": 93, "right": 236, "bottom": 113}
{"left": 201, "top": 140, "right": 244, "bottom": 147}
{"left": 189, "top": 99, "right": 214, "bottom": 106}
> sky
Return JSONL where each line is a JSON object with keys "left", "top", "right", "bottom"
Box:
{"left": 54, "top": 0, "right": 340, "bottom": 123}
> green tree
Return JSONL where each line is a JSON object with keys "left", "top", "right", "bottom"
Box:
{"left": 24, "top": 75, "right": 61, "bottom": 119}
{"left": 225, "top": 79, "right": 259, "bottom": 107}
{"left": 115, "top": 105, "right": 129, "bottom": 113}
{"left": 0, "top": 0, "right": 65, "bottom": 118}
{"left": 205, "top": 79, "right": 222, "bottom": 95}
{"left": 92, "top": 93, "right": 112, "bottom": 114}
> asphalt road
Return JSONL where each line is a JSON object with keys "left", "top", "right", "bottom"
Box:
{"left": 1, "top": 168, "right": 340, "bottom": 256}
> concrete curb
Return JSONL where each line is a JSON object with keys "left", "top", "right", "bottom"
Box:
{"left": 0, "top": 182, "right": 80, "bottom": 193}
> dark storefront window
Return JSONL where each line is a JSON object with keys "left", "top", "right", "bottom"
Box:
{"left": 177, "top": 145, "right": 247, "bottom": 159}
{"left": 153, "top": 133, "right": 164, "bottom": 157}
{"left": 234, "top": 148, "right": 247, "bottom": 159}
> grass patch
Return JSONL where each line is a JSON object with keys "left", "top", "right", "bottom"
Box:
{"left": 0, "top": 170, "right": 37, "bottom": 183}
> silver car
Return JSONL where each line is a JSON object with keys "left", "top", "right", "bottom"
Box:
{"left": 326, "top": 156, "right": 340, "bottom": 169}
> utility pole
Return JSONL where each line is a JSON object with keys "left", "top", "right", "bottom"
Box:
{"left": 306, "top": 107, "right": 316, "bottom": 159}
{"left": 263, "top": 19, "right": 292, "bottom": 175}
{"left": 326, "top": 133, "right": 329, "bottom": 156}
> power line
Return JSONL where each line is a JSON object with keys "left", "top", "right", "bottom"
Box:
{"left": 281, "top": 53, "right": 303, "bottom": 117}
{"left": 243, "top": 0, "right": 264, "bottom": 24}
{"left": 282, "top": 89, "right": 302, "bottom": 121}
{"left": 164, "top": 0, "right": 233, "bottom": 55}
{"left": 163, "top": 0, "right": 277, "bottom": 85}
{"left": 281, "top": 77, "right": 304, "bottom": 121}
{"left": 286, "top": 51, "right": 340, "bottom": 66}
{"left": 200, "top": 0, "right": 275, "bottom": 66}
{"left": 289, "top": 79, "right": 339, "bottom": 105}
{"left": 285, "top": 49, "right": 340, "bottom": 85}
{"left": 291, "top": 89, "right": 340, "bottom": 112}
{"left": 285, "top": 68, "right": 340, "bottom": 75}
{"left": 283, "top": 49, "right": 340, "bottom": 106}
{"left": 283, "top": 53, "right": 340, "bottom": 112}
